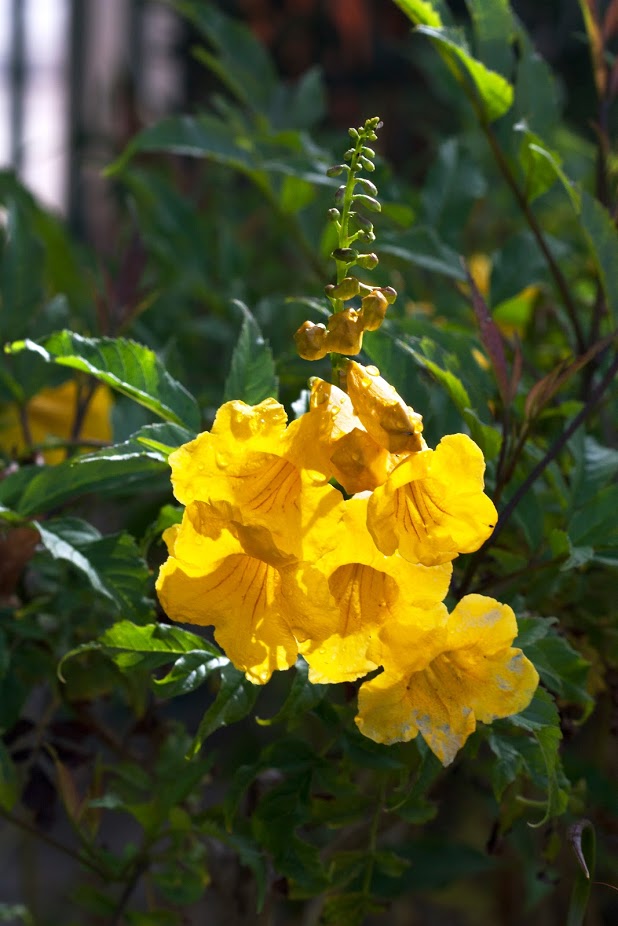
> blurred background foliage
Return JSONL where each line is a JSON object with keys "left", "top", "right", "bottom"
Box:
{"left": 0, "top": 1, "right": 617, "bottom": 924}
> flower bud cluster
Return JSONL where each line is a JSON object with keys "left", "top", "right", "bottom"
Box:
{"left": 295, "top": 117, "right": 397, "bottom": 360}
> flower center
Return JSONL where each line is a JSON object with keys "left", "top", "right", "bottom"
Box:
{"left": 398, "top": 478, "right": 446, "bottom": 539}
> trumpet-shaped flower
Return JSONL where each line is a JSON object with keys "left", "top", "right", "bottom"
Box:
{"left": 305, "top": 379, "right": 401, "bottom": 493}
{"left": 356, "top": 594, "right": 539, "bottom": 765}
{"left": 367, "top": 433, "right": 497, "bottom": 566}
{"left": 168, "top": 398, "right": 343, "bottom": 560}
{"left": 289, "top": 496, "right": 452, "bottom": 685}
{"left": 156, "top": 501, "right": 340, "bottom": 684}
{"left": 345, "top": 361, "right": 424, "bottom": 454}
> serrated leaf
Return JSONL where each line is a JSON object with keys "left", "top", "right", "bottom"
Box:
{"left": 415, "top": 25, "right": 514, "bottom": 121}
{"left": 223, "top": 302, "right": 278, "bottom": 405}
{"left": 0, "top": 452, "right": 168, "bottom": 518}
{"left": 36, "top": 520, "right": 116, "bottom": 605}
{"left": 6, "top": 331, "right": 200, "bottom": 430}
{"left": 189, "top": 664, "right": 260, "bottom": 756}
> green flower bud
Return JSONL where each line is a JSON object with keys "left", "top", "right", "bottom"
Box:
{"left": 332, "top": 247, "right": 359, "bottom": 263}
{"left": 327, "top": 207, "right": 341, "bottom": 222}
{"left": 349, "top": 127, "right": 359, "bottom": 139}
{"left": 362, "top": 146, "right": 376, "bottom": 158}
{"left": 335, "top": 185, "right": 346, "bottom": 203}
{"left": 343, "top": 148, "right": 355, "bottom": 161}
{"left": 326, "top": 164, "right": 347, "bottom": 178}
{"left": 356, "top": 252, "right": 379, "bottom": 270}
{"left": 359, "top": 157, "right": 375, "bottom": 172}
{"left": 353, "top": 194, "right": 381, "bottom": 212}
{"left": 355, "top": 177, "right": 378, "bottom": 197}
{"left": 379, "top": 286, "right": 397, "bottom": 304}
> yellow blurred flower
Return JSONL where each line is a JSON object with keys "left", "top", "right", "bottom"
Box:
{"left": 367, "top": 433, "right": 497, "bottom": 566}
{"left": 168, "top": 398, "right": 343, "bottom": 561}
{"left": 0, "top": 379, "right": 112, "bottom": 464}
{"left": 156, "top": 503, "right": 301, "bottom": 684}
{"left": 356, "top": 594, "right": 539, "bottom": 765}
{"left": 345, "top": 361, "right": 424, "bottom": 454}
{"left": 290, "top": 496, "right": 452, "bottom": 685}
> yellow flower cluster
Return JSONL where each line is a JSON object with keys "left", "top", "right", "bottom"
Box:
{"left": 294, "top": 287, "right": 394, "bottom": 360}
{"left": 156, "top": 363, "right": 538, "bottom": 765}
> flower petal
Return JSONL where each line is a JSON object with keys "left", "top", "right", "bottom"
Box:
{"left": 345, "top": 361, "right": 424, "bottom": 454}
{"left": 367, "top": 434, "right": 497, "bottom": 565}
{"left": 294, "top": 496, "right": 452, "bottom": 684}
{"left": 357, "top": 594, "right": 539, "bottom": 764}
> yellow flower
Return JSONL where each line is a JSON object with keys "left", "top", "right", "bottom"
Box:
{"left": 168, "top": 398, "right": 343, "bottom": 560}
{"left": 345, "top": 361, "right": 424, "bottom": 454}
{"left": 289, "top": 496, "right": 452, "bottom": 684}
{"left": 305, "top": 378, "right": 400, "bottom": 493}
{"left": 356, "top": 594, "right": 539, "bottom": 765}
{"left": 156, "top": 501, "right": 334, "bottom": 685}
{"left": 0, "top": 379, "right": 112, "bottom": 464}
{"left": 367, "top": 433, "right": 497, "bottom": 566}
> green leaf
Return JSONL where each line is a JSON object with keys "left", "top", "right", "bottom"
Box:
{"left": 106, "top": 114, "right": 254, "bottom": 177}
{"left": 154, "top": 652, "right": 228, "bottom": 698}
{"left": 580, "top": 192, "right": 618, "bottom": 326}
{"left": 420, "top": 138, "right": 487, "bottom": 244}
{"left": 0, "top": 452, "right": 167, "bottom": 517}
{"left": 515, "top": 125, "right": 564, "bottom": 203}
{"left": 175, "top": 2, "right": 277, "bottom": 114}
{"left": 36, "top": 519, "right": 116, "bottom": 605}
{"left": 393, "top": 0, "right": 443, "bottom": 28}
{"left": 6, "top": 331, "right": 200, "bottom": 430}
{"left": 0, "top": 197, "right": 44, "bottom": 342}
{"left": 258, "top": 658, "right": 326, "bottom": 726}
{"left": 415, "top": 25, "right": 514, "bottom": 122}
{"left": 0, "top": 740, "right": 19, "bottom": 810}
{"left": 509, "top": 689, "right": 569, "bottom": 824}
{"left": 381, "top": 227, "right": 466, "bottom": 280}
{"left": 322, "top": 893, "right": 383, "bottom": 926}
{"left": 464, "top": 0, "right": 514, "bottom": 77}
{"left": 223, "top": 302, "right": 278, "bottom": 405}
{"left": 189, "top": 664, "right": 260, "bottom": 756}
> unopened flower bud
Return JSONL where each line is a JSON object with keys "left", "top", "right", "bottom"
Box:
{"left": 348, "top": 127, "right": 359, "bottom": 139}
{"left": 327, "top": 208, "right": 341, "bottom": 222}
{"left": 294, "top": 320, "right": 329, "bottom": 361}
{"left": 361, "top": 146, "right": 376, "bottom": 159}
{"left": 352, "top": 212, "right": 374, "bottom": 232}
{"left": 359, "top": 290, "right": 389, "bottom": 331}
{"left": 335, "top": 185, "right": 346, "bottom": 204}
{"left": 379, "top": 286, "right": 397, "bottom": 304}
{"left": 356, "top": 177, "right": 378, "bottom": 197}
{"left": 326, "top": 164, "right": 347, "bottom": 178}
{"left": 326, "top": 309, "right": 364, "bottom": 355}
{"left": 330, "top": 276, "right": 360, "bottom": 300}
{"left": 359, "top": 157, "right": 375, "bottom": 172}
{"left": 353, "top": 194, "right": 381, "bottom": 212}
{"left": 332, "top": 247, "right": 359, "bottom": 263}
{"left": 343, "top": 148, "right": 355, "bottom": 161}
{"left": 356, "top": 252, "right": 379, "bottom": 270}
